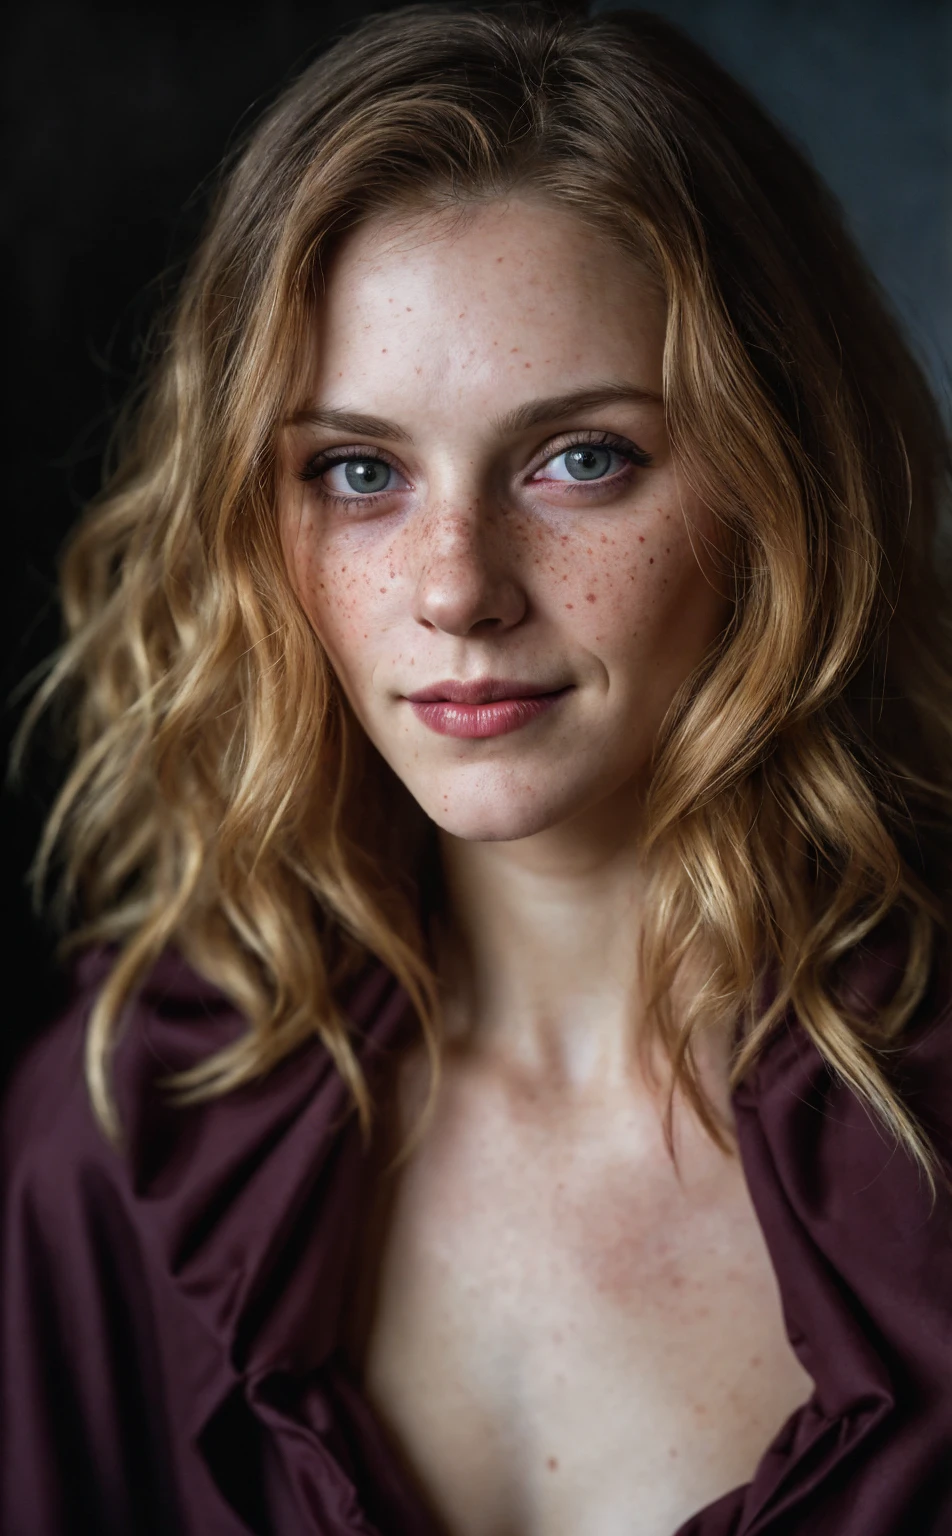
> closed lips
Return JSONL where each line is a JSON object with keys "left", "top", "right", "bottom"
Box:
{"left": 404, "top": 680, "right": 570, "bottom": 704}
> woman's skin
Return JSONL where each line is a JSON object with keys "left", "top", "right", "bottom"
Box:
{"left": 280, "top": 199, "right": 813, "bottom": 1536}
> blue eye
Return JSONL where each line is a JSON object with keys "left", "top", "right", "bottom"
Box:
{"left": 298, "top": 430, "right": 652, "bottom": 510}
{"left": 324, "top": 458, "right": 394, "bottom": 494}
{"left": 557, "top": 445, "right": 617, "bottom": 481}
{"left": 538, "top": 434, "right": 652, "bottom": 485}
{"left": 298, "top": 450, "right": 407, "bottom": 505}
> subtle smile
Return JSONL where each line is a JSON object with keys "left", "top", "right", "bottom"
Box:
{"left": 404, "top": 679, "right": 573, "bottom": 739}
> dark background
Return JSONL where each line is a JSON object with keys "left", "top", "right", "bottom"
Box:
{"left": 3, "top": 0, "right": 950, "bottom": 1082}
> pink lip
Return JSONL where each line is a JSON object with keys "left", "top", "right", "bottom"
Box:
{"left": 404, "top": 679, "right": 571, "bottom": 739}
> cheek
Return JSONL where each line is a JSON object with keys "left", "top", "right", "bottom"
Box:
{"left": 286, "top": 509, "right": 397, "bottom": 676}
{"left": 480, "top": 512, "right": 638, "bottom": 634}
{"left": 539, "top": 506, "right": 710, "bottom": 649}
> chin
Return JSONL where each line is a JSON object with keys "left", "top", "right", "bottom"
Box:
{"left": 414, "top": 777, "right": 585, "bottom": 844}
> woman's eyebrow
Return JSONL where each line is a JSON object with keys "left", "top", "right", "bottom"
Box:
{"left": 493, "top": 383, "right": 663, "bottom": 436}
{"left": 283, "top": 382, "right": 663, "bottom": 442}
{"left": 284, "top": 405, "right": 414, "bottom": 442}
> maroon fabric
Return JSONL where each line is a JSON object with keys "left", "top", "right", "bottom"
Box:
{"left": 3, "top": 931, "right": 952, "bottom": 1535}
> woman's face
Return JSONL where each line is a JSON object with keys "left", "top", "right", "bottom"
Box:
{"left": 280, "top": 198, "right": 730, "bottom": 843}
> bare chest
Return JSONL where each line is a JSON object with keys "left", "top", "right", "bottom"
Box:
{"left": 346, "top": 1064, "right": 813, "bottom": 1536}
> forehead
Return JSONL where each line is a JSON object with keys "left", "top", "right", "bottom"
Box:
{"left": 307, "top": 198, "right": 667, "bottom": 406}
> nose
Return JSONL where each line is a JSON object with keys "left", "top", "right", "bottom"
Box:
{"left": 411, "top": 498, "right": 527, "bottom": 636}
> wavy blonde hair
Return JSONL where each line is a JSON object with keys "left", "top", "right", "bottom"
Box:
{"left": 19, "top": 1, "right": 952, "bottom": 1176}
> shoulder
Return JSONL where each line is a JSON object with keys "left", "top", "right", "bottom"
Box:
{"left": 2, "top": 949, "right": 236, "bottom": 1188}
{"left": 742, "top": 919, "right": 952, "bottom": 1166}
{"left": 2, "top": 951, "right": 111, "bottom": 1201}
{"left": 2, "top": 942, "right": 414, "bottom": 1217}
{"left": 733, "top": 920, "right": 952, "bottom": 1309}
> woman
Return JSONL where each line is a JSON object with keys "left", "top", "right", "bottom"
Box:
{"left": 3, "top": 3, "right": 952, "bottom": 1533}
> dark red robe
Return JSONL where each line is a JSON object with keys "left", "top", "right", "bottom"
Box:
{"left": 3, "top": 929, "right": 952, "bottom": 1534}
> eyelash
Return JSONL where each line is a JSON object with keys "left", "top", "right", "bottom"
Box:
{"left": 297, "top": 429, "right": 653, "bottom": 510}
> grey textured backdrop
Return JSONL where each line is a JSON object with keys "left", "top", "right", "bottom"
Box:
{"left": 595, "top": 0, "right": 952, "bottom": 405}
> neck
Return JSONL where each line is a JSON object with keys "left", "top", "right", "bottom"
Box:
{"left": 433, "top": 787, "right": 659, "bottom": 1093}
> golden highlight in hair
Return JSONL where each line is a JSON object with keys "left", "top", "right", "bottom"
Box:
{"left": 17, "top": 2, "right": 952, "bottom": 1182}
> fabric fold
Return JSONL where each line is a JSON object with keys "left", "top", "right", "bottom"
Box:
{"left": 3, "top": 926, "right": 952, "bottom": 1535}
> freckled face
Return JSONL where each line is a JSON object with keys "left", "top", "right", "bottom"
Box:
{"left": 279, "top": 198, "right": 730, "bottom": 842}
